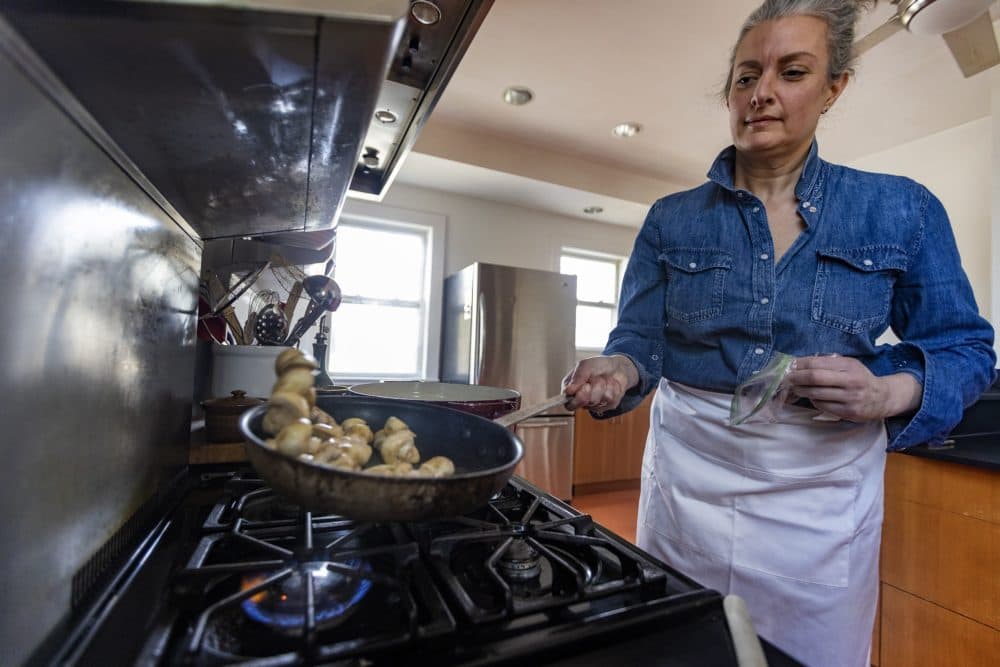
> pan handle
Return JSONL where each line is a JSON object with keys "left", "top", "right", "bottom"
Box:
{"left": 494, "top": 394, "right": 570, "bottom": 428}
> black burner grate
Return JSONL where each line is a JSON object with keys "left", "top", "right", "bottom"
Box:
{"left": 156, "top": 473, "right": 721, "bottom": 666}
{"left": 421, "top": 487, "right": 665, "bottom": 623}
{"left": 175, "top": 499, "right": 454, "bottom": 664}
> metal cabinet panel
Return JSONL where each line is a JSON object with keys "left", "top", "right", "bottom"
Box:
{"left": 0, "top": 44, "right": 200, "bottom": 666}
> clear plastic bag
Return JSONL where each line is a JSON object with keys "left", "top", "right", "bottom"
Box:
{"left": 729, "top": 352, "right": 795, "bottom": 426}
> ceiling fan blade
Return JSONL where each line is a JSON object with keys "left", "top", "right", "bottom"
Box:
{"left": 854, "top": 13, "right": 905, "bottom": 56}
{"left": 942, "top": 10, "right": 1000, "bottom": 77}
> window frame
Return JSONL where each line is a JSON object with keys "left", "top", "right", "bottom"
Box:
{"left": 560, "top": 247, "right": 626, "bottom": 353}
{"left": 329, "top": 199, "right": 446, "bottom": 383}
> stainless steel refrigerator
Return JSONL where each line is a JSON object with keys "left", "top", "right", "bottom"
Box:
{"left": 441, "top": 263, "right": 577, "bottom": 500}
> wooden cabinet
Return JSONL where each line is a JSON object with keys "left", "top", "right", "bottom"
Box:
{"left": 874, "top": 454, "right": 1000, "bottom": 666}
{"left": 572, "top": 393, "right": 653, "bottom": 493}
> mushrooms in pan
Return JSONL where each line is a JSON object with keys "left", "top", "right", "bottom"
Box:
{"left": 261, "top": 348, "right": 455, "bottom": 477}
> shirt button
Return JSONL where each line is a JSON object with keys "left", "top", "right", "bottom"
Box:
{"left": 754, "top": 348, "right": 765, "bottom": 355}
{"left": 759, "top": 253, "right": 769, "bottom": 260}
{"left": 801, "top": 202, "right": 810, "bottom": 208}
{"left": 737, "top": 191, "right": 744, "bottom": 198}
{"left": 651, "top": 354, "right": 659, "bottom": 360}
{"left": 752, "top": 206, "right": 760, "bottom": 213}
{"left": 809, "top": 206, "right": 818, "bottom": 213}
{"left": 760, "top": 297, "right": 769, "bottom": 304}
{"left": 863, "top": 259, "right": 873, "bottom": 266}
{"left": 688, "top": 262, "right": 697, "bottom": 269}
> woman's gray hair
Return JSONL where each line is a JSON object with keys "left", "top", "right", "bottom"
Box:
{"left": 721, "top": 0, "right": 876, "bottom": 98}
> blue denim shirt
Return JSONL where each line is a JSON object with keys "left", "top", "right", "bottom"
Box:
{"left": 604, "top": 141, "right": 996, "bottom": 450}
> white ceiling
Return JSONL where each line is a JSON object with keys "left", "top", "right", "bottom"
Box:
{"left": 394, "top": 0, "right": 1000, "bottom": 227}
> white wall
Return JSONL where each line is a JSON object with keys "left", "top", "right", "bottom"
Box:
{"left": 847, "top": 117, "right": 992, "bottom": 322}
{"left": 374, "top": 183, "right": 641, "bottom": 276}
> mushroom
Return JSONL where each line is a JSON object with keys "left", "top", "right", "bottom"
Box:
{"left": 305, "top": 435, "right": 326, "bottom": 455}
{"left": 272, "top": 367, "right": 316, "bottom": 398}
{"left": 379, "top": 429, "right": 420, "bottom": 465}
{"left": 314, "top": 445, "right": 359, "bottom": 470}
{"left": 274, "top": 420, "right": 314, "bottom": 457}
{"left": 311, "top": 406, "right": 339, "bottom": 428}
{"left": 384, "top": 416, "right": 409, "bottom": 434}
{"left": 419, "top": 456, "right": 456, "bottom": 478}
{"left": 314, "top": 444, "right": 342, "bottom": 464}
{"left": 312, "top": 422, "right": 342, "bottom": 440}
{"left": 343, "top": 422, "right": 374, "bottom": 444}
{"left": 275, "top": 348, "right": 319, "bottom": 376}
{"left": 365, "top": 462, "right": 415, "bottom": 476}
{"left": 332, "top": 436, "right": 373, "bottom": 466}
{"left": 329, "top": 455, "right": 362, "bottom": 471}
{"left": 262, "top": 391, "right": 311, "bottom": 435}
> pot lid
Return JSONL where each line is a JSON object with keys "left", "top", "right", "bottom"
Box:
{"left": 202, "top": 390, "right": 266, "bottom": 411}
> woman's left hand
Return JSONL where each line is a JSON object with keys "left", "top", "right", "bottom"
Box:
{"left": 785, "top": 355, "right": 922, "bottom": 422}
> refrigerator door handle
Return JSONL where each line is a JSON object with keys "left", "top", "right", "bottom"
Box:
{"left": 474, "top": 292, "right": 485, "bottom": 384}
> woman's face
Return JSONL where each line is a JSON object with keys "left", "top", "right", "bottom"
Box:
{"left": 727, "top": 15, "right": 847, "bottom": 160}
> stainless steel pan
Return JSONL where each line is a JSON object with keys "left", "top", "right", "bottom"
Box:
{"left": 239, "top": 394, "right": 564, "bottom": 521}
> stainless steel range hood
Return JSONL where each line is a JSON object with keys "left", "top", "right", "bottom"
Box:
{"left": 1, "top": 0, "right": 491, "bottom": 249}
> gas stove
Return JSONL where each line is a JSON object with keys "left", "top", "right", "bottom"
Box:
{"left": 48, "top": 470, "right": 743, "bottom": 666}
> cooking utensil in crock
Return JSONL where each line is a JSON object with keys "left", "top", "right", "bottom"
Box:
{"left": 207, "top": 261, "right": 269, "bottom": 316}
{"left": 245, "top": 289, "right": 280, "bottom": 345}
{"left": 196, "top": 295, "right": 228, "bottom": 344}
{"left": 255, "top": 303, "right": 289, "bottom": 345}
{"left": 201, "top": 390, "right": 265, "bottom": 443}
{"left": 283, "top": 275, "right": 342, "bottom": 347}
{"left": 347, "top": 381, "right": 522, "bottom": 420}
{"left": 239, "top": 393, "right": 567, "bottom": 521}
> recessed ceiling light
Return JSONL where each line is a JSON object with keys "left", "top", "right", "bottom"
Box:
{"left": 583, "top": 206, "right": 604, "bottom": 215}
{"left": 410, "top": 1, "right": 441, "bottom": 25}
{"left": 612, "top": 122, "right": 642, "bottom": 138}
{"left": 374, "top": 109, "right": 397, "bottom": 124}
{"left": 502, "top": 86, "right": 534, "bottom": 106}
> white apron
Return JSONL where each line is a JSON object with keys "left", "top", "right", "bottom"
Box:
{"left": 636, "top": 379, "right": 886, "bottom": 667}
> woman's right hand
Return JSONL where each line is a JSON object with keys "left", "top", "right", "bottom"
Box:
{"left": 562, "top": 355, "right": 640, "bottom": 412}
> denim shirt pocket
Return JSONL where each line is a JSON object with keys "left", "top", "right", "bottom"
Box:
{"left": 811, "top": 245, "right": 909, "bottom": 334}
{"left": 660, "top": 248, "right": 733, "bottom": 323}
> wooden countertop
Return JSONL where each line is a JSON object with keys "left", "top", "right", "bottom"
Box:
{"left": 188, "top": 420, "right": 248, "bottom": 464}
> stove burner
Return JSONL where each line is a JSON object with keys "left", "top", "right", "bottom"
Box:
{"left": 241, "top": 561, "right": 372, "bottom": 634}
{"left": 159, "top": 473, "right": 715, "bottom": 665}
{"left": 496, "top": 538, "right": 541, "bottom": 581}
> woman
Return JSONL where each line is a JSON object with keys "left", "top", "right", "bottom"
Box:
{"left": 562, "top": 1, "right": 996, "bottom": 665}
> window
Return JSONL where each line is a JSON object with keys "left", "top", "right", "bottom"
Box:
{"left": 560, "top": 249, "right": 625, "bottom": 350}
{"left": 328, "top": 201, "right": 445, "bottom": 381}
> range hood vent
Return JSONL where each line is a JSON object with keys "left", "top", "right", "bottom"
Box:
{"left": 1, "top": 0, "right": 491, "bottom": 248}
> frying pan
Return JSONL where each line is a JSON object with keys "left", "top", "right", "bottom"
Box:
{"left": 239, "top": 395, "right": 564, "bottom": 521}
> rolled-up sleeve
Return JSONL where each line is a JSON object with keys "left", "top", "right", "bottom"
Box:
{"left": 601, "top": 201, "right": 668, "bottom": 416}
{"left": 865, "top": 187, "right": 996, "bottom": 449}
